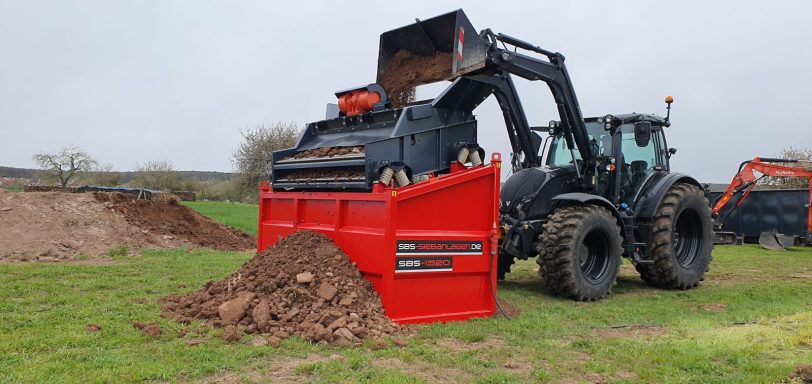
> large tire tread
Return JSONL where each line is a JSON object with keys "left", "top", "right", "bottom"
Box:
{"left": 537, "top": 205, "right": 622, "bottom": 301}
{"left": 635, "top": 183, "right": 713, "bottom": 289}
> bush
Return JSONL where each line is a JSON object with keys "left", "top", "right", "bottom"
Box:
{"left": 232, "top": 122, "right": 300, "bottom": 203}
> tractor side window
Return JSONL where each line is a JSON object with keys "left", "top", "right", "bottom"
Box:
{"left": 619, "top": 124, "right": 657, "bottom": 203}
{"left": 656, "top": 130, "right": 670, "bottom": 171}
{"left": 549, "top": 137, "right": 581, "bottom": 165}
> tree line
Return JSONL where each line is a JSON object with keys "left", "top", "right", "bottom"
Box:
{"left": 25, "top": 124, "right": 811, "bottom": 202}
{"left": 28, "top": 122, "right": 299, "bottom": 203}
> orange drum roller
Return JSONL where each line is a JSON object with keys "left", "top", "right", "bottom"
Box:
{"left": 336, "top": 84, "right": 389, "bottom": 117}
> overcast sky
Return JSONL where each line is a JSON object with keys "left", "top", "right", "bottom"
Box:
{"left": 1, "top": 1, "right": 810, "bottom": 182}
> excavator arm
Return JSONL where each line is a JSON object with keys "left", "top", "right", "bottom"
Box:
{"left": 713, "top": 157, "right": 812, "bottom": 234}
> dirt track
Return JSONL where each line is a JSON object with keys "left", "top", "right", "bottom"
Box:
{"left": 0, "top": 190, "right": 254, "bottom": 261}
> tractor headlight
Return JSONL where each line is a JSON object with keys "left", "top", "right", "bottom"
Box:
{"left": 604, "top": 115, "right": 614, "bottom": 130}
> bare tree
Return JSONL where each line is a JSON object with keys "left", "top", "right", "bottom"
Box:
{"left": 33, "top": 146, "right": 97, "bottom": 188}
{"left": 83, "top": 163, "right": 122, "bottom": 186}
{"left": 133, "top": 160, "right": 182, "bottom": 191}
{"left": 761, "top": 146, "right": 812, "bottom": 190}
{"left": 231, "top": 122, "right": 300, "bottom": 201}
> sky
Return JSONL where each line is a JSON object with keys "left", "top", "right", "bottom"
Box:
{"left": 1, "top": 1, "right": 810, "bottom": 182}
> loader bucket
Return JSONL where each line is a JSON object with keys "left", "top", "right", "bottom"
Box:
{"left": 776, "top": 234, "right": 796, "bottom": 248}
{"left": 759, "top": 231, "right": 787, "bottom": 251}
{"left": 377, "top": 9, "right": 491, "bottom": 106}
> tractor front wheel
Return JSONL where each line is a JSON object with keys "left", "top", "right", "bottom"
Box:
{"left": 537, "top": 205, "right": 622, "bottom": 301}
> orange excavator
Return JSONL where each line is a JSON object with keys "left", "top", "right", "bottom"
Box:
{"left": 712, "top": 157, "right": 812, "bottom": 249}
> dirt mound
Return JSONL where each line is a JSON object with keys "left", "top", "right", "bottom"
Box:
{"left": 379, "top": 50, "right": 453, "bottom": 107}
{"left": 0, "top": 191, "right": 254, "bottom": 261}
{"left": 93, "top": 192, "right": 253, "bottom": 251}
{"left": 160, "top": 231, "right": 400, "bottom": 345}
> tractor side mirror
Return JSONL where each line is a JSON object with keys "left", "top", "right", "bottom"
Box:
{"left": 668, "top": 147, "right": 677, "bottom": 156}
{"left": 634, "top": 121, "right": 651, "bottom": 147}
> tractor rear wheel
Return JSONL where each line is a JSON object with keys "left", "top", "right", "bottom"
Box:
{"left": 635, "top": 183, "right": 713, "bottom": 289}
{"left": 537, "top": 205, "right": 622, "bottom": 301}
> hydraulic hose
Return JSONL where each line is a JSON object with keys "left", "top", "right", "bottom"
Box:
{"left": 488, "top": 238, "right": 511, "bottom": 320}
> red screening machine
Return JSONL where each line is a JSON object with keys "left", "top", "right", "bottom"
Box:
{"left": 258, "top": 155, "right": 502, "bottom": 324}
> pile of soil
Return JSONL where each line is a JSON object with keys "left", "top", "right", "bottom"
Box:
{"left": 93, "top": 192, "right": 252, "bottom": 251}
{"left": 291, "top": 146, "right": 364, "bottom": 160}
{"left": 0, "top": 190, "right": 254, "bottom": 261}
{"left": 160, "top": 231, "right": 400, "bottom": 345}
{"left": 379, "top": 50, "right": 453, "bottom": 107}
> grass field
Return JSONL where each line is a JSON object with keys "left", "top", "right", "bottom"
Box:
{"left": 183, "top": 201, "right": 259, "bottom": 236}
{"left": 1, "top": 201, "right": 811, "bottom": 383}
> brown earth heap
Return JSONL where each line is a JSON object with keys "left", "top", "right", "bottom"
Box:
{"left": 160, "top": 231, "right": 400, "bottom": 344}
{"left": 93, "top": 192, "right": 252, "bottom": 251}
{"left": 379, "top": 50, "right": 453, "bottom": 107}
{"left": 0, "top": 190, "right": 254, "bottom": 261}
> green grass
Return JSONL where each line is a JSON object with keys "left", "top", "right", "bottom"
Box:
{"left": 2, "top": 203, "right": 811, "bottom": 383}
{"left": 182, "top": 201, "right": 258, "bottom": 236}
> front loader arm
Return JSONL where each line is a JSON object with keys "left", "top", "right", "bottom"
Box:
{"left": 445, "top": 31, "right": 595, "bottom": 188}
{"left": 486, "top": 33, "right": 592, "bottom": 165}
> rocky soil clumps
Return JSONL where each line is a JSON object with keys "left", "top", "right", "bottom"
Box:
{"left": 160, "top": 231, "right": 399, "bottom": 345}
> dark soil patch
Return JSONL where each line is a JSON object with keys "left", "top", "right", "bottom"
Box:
{"left": 132, "top": 321, "right": 162, "bottom": 337}
{"left": 594, "top": 324, "right": 666, "bottom": 340}
{"left": 160, "top": 231, "right": 400, "bottom": 345}
{"left": 94, "top": 192, "right": 253, "bottom": 251}
{"left": 791, "top": 364, "right": 812, "bottom": 383}
{"left": 495, "top": 296, "right": 521, "bottom": 318}
{"left": 379, "top": 50, "right": 453, "bottom": 107}
{"left": 700, "top": 303, "right": 727, "bottom": 313}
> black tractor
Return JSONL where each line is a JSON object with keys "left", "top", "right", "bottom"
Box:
{"left": 498, "top": 110, "right": 714, "bottom": 300}
{"left": 376, "top": 10, "right": 713, "bottom": 301}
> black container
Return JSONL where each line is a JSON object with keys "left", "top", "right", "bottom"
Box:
{"left": 711, "top": 189, "right": 810, "bottom": 243}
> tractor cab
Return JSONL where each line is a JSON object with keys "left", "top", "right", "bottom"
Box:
{"left": 545, "top": 112, "right": 673, "bottom": 206}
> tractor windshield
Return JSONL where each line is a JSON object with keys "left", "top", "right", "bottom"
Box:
{"left": 547, "top": 122, "right": 610, "bottom": 166}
